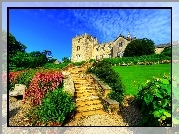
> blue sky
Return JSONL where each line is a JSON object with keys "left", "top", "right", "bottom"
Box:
{"left": 9, "top": 8, "right": 171, "bottom": 61}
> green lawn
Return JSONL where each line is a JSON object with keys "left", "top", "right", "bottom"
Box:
{"left": 112, "top": 64, "right": 171, "bottom": 96}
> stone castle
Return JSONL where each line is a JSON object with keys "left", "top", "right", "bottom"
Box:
{"left": 71, "top": 33, "right": 136, "bottom": 62}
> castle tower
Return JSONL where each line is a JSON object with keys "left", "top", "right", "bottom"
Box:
{"left": 71, "top": 33, "right": 97, "bottom": 62}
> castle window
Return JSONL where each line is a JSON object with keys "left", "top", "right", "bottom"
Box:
{"left": 117, "top": 52, "right": 121, "bottom": 57}
{"left": 117, "top": 52, "right": 123, "bottom": 57}
{"left": 119, "top": 42, "right": 123, "bottom": 47}
{"left": 96, "top": 56, "right": 98, "bottom": 60}
{"left": 102, "top": 55, "right": 104, "bottom": 59}
{"left": 77, "top": 46, "right": 80, "bottom": 51}
{"left": 76, "top": 54, "right": 80, "bottom": 59}
{"left": 96, "top": 48, "right": 98, "bottom": 51}
{"left": 108, "top": 54, "right": 111, "bottom": 58}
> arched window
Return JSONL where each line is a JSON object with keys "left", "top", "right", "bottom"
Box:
{"left": 77, "top": 46, "right": 80, "bottom": 51}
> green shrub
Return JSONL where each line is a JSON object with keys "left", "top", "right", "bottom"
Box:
{"left": 72, "top": 61, "right": 85, "bottom": 66}
{"left": 161, "top": 47, "right": 171, "bottom": 57}
{"left": 102, "top": 54, "right": 170, "bottom": 66}
{"left": 87, "top": 60, "right": 125, "bottom": 104}
{"left": 89, "top": 59, "right": 95, "bottom": 63}
{"left": 136, "top": 75, "right": 171, "bottom": 126}
{"left": 123, "top": 38, "right": 155, "bottom": 57}
{"left": 43, "top": 62, "right": 69, "bottom": 69}
{"left": 9, "top": 51, "right": 48, "bottom": 70}
{"left": 27, "top": 86, "right": 76, "bottom": 125}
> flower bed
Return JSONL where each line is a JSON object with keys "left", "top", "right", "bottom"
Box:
{"left": 9, "top": 69, "right": 76, "bottom": 126}
{"left": 23, "top": 71, "right": 64, "bottom": 106}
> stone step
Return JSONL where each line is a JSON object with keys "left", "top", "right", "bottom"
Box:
{"left": 72, "top": 76, "right": 85, "bottom": 78}
{"left": 76, "top": 104, "right": 103, "bottom": 112}
{"left": 95, "top": 109, "right": 106, "bottom": 115}
{"left": 75, "top": 92, "right": 98, "bottom": 98}
{"left": 76, "top": 96, "right": 99, "bottom": 102}
{"left": 71, "top": 73, "right": 80, "bottom": 75}
{"left": 76, "top": 99, "right": 101, "bottom": 107}
{"left": 75, "top": 87, "right": 94, "bottom": 91}
{"left": 73, "top": 80, "right": 88, "bottom": 84}
{"left": 75, "top": 89, "right": 96, "bottom": 94}
{"left": 73, "top": 79, "right": 87, "bottom": 81}
{"left": 81, "top": 110, "right": 96, "bottom": 117}
{"left": 75, "top": 112, "right": 83, "bottom": 118}
{"left": 70, "top": 71, "right": 80, "bottom": 73}
{"left": 74, "top": 84, "right": 91, "bottom": 88}
{"left": 74, "top": 82, "right": 88, "bottom": 84}
{"left": 75, "top": 109, "right": 105, "bottom": 118}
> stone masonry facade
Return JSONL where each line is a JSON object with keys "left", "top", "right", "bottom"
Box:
{"left": 71, "top": 33, "right": 136, "bottom": 62}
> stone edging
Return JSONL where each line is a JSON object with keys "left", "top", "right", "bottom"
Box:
{"left": 85, "top": 74, "right": 119, "bottom": 113}
{"left": 62, "top": 71, "right": 75, "bottom": 97}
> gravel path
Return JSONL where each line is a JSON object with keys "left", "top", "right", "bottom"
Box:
{"left": 64, "top": 104, "right": 142, "bottom": 126}
{"left": 2, "top": 94, "right": 142, "bottom": 134}
{"left": 6, "top": 94, "right": 142, "bottom": 127}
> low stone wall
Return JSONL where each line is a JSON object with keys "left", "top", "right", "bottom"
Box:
{"left": 85, "top": 74, "right": 119, "bottom": 114}
{"left": 62, "top": 71, "right": 75, "bottom": 97}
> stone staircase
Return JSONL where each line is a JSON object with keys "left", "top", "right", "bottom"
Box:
{"left": 70, "top": 66, "right": 106, "bottom": 118}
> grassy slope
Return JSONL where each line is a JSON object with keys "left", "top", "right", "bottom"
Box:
{"left": 112, "top": 64, "right": 171, "bottom": 96}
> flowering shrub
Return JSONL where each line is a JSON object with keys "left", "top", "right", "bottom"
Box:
{"left": 16, "top": 69, "right": 37, "bottom": 88}
{"left": 23, "top": 71, "right": 64, "bottom": 106}
{"left": 9, "top": 71, "right": 22, "bottom": 91}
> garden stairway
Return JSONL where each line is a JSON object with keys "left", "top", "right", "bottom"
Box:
{"left": 70, "top": 66, "right": 106, "bottom": 118}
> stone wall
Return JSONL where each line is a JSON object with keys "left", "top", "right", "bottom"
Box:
{"left": 71, "top": 33, "right": 136, "bottom": 62}
{"left": 62, "top": 71, "right": 75, "bottom": 96}
{"left": 71, "top": 33, "right": 172, "bottom": 62}
{"left": 71, "top": 33, "right": 98, "bottom": 62}
{"left": 112, "top": 37, "right": 131, "bottom": 57}
{"left": 85, "top": 73, "right": 119, "bottom": 113}
{"left": 92, "top": 42, "right": 113, "bottom": 60}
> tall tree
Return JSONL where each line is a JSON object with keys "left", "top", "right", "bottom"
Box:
{"left": 123, "top": 38, "right": 155, "bottom": 57}
{"left": 62, "top": 57, "right": 71, "bottom": 63}
{"left": 9, "top": 33, "right": 27, "bottom": 55}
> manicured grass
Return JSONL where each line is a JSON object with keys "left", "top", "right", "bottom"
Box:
{"left": 112, "top": 64, "right": 171, "bottom": 96}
